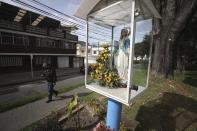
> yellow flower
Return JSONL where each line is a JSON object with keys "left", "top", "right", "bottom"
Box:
{"left": 94, "top": 74, "right": 98, "bottom": 79}
{"left": 102, "top": 44, "right": 109, "bottom": 49}
{"left": 104, "top": 54, "right": 107, "bottom": 57}
{"left": 90, "top": 64, "right": 97, "bottom": 69}
{"left": 99, "top": 52, "right": 104, "bottom": 55}
{"left": 99, "top": 63, "right": 104, "bottom": 67}
{"left": 98, "top": 75, "right": 102, "bottom": 80}
{"left": 105, "top": 76, "right": 112, "bottom": 83}
{"left": 95, "top": 70, "right": 99, "bottom": 73}
{"left": 91, "top": 72, "right": 94, "bottom": 76}
{"left": 98, "top": 64, "right": 104, "bottom": 69}
{"left": 104, "top": 49, "right": 109, "bottom": 53}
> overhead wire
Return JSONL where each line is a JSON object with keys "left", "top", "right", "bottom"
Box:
{"left": 30, "top": 0, "right": 112, "bottom": 30}
{"left": 28, "top": 0, "right": 85, "bottom": 25}
{"left": 11, "top": 0, "right": 84, "bottom": 29}
{"left": 10, "top": 0, "right": 113, "bottom": 41}
{"left": 27, "top": 0, "right": 112, "bottom": 33}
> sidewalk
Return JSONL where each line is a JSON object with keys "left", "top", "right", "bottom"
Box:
{"left": 0, "top": 68, "right": 81, "bottom": 87}
{"left": 0, "top": 86, "right": 91, "bottom": 131}
{"left": 0, "top": 75, "right": 85, "bottom": 107}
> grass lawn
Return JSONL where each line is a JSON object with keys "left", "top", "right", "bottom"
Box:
{"left": 20, "top": 70, "right": 197, "bottom": 131}
{"left": 122, "top": 75, "right": 197, "bottom": 130}
{"left": 133, "top": 68, "right": 147, "bottom": 87}
{"left": 133, "top": 63, "right": 148, "bottom": 87}
{"left": 16, "top": 69, "right": 197, "bottom": 130}
{"left": 81, "top": 71, "right": 197, "bottom": 130}
{"left": 0, "top": 82, "right": 84, "bottom": 113}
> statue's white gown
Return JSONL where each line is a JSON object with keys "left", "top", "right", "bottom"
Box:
{"left": 116, "top": 39, "right": 129, "bottom": 82}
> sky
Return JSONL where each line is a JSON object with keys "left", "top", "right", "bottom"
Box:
{"left": 37, "top": 0, "right": 81, "bottom": 16}
{"left": 1, "top": 0, "right": 152, "bottom": 43}
{"left": 36, "top": 0, "right": 152, "bottom": 43}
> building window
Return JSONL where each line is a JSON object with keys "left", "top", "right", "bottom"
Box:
{"left": 36, "top": 38, "right": 56, "bottom": 48}
{"left": 72, "top": 44, "right": 76, "bottom": 49}
{"left": 62, "top": 41, "right": 69, "bottom": 49}
{"left": 13, "top": 34, "right": 29, "bottom": 46}
{"left": 47, "top": 39, "right": 52, "bottom": 47}
{"left": 55, "top": 40, "right": 60, "bottom": 48}
{"left": 36, "top": 38, "right": 41, "bottom": 47}
{"left": 34, "top": 56, "right": 51, "bottom": 65}
{"left": 69, "top": 44, "right": 73, "bottom": 49}
{"left": 0, "top": 32, "right": 29, "bottom": 46}
{"left": 14, "top": 34, "right": 24, "bottom": 46}
{"left": 73, "top": 57, "right": 84, "bottom": 68}
{"left": 24, "top": 36, "right": 29, "bottom": 46}
{"left": 40, "top": 38, "right": 48, "bottom": 47}
{"left": 1, "top": 32, "right": 13, "bottom": 45}
{"left": 0, "top": 56, "right": 23, "bottom": 67}
{"left": 93, "top": 51, "right": 97, "bottom": 54}
{"left": 81, "top": 50, "right": 84, "bottom": 53}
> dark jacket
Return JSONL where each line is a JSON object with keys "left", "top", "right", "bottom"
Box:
{"left": 42, "top": 67, "right": 57, "bottom": 82}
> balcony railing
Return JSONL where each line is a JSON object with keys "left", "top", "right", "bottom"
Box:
{"left": 0, "top": 33, "right": 76, "bottom": 54}
{"left": 26, "top": 25, "right": 47, "bottom": 35}
{"left": 49, "top": 30, "right": 64, "bottom": 38}
{"left": 0, "top": 20, "right": 78, "bottom": 42}
{"left": 0, "top": 33, "right": 29, "bottom": 47}
{"left": 65, "top": 33, "right": 78, "bottom": 41}
{"left": 0, "top": 20, "right": 23, "bottom": 31}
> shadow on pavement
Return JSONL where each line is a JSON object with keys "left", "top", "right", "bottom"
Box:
{"left": 135, "top": 92, "right": 197, "bottom": 131}
{"left": 0, "top": 74, "right": 83, "bottom": 95}
{"left": 0, "top": 87, "right": 19, "bottom": 95}
{"left": 52, "top": 92, "right": 91, "bottom": 102}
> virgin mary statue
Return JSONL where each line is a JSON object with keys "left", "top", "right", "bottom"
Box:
{"left": 115, "top": 29, "right": 130, "bottom": 82}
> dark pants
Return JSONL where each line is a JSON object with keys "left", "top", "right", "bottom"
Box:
{"left": 47, "top": 82, "right": 58, "bottom": 100}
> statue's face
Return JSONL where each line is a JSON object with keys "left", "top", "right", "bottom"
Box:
{"left": 123, "top": 31, "right": 127, "bottom": 36}
{"left": 121, "top": 29, "right": 128, "bottom": 37}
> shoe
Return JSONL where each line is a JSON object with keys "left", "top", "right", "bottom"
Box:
{"left": 55, "top": 91, "right": 58, "bottom": 97}
{"left": 46, "top": 100, "right": 52, "bottom": 103}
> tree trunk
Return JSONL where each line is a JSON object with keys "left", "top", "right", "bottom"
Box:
{"left": 151, "top": 0, "right": 197, "bottom": 78}
{"left": 151, "top": 0, "right": 161, "bottom": 75}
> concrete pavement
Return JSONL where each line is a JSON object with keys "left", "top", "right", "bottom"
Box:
{"left": 0, "top": 68, "right": 81, "bottom": 87}
{"left": 0, "top": 75, "right": 85, "bottom": 106}
{"left": 0, "top": 85, "right": 91, "bottom": 131}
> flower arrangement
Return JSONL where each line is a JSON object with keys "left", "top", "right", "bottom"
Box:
{"left": 90, "top": 44, "right": 121, "bottom": 88}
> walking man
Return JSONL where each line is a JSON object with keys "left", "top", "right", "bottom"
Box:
{"left": 42, "top": 63, "right": 58, "bottom": 103}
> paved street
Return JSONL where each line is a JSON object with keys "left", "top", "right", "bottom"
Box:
{"left": 0, "top": 74, "right": 85, "bottom": 105}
